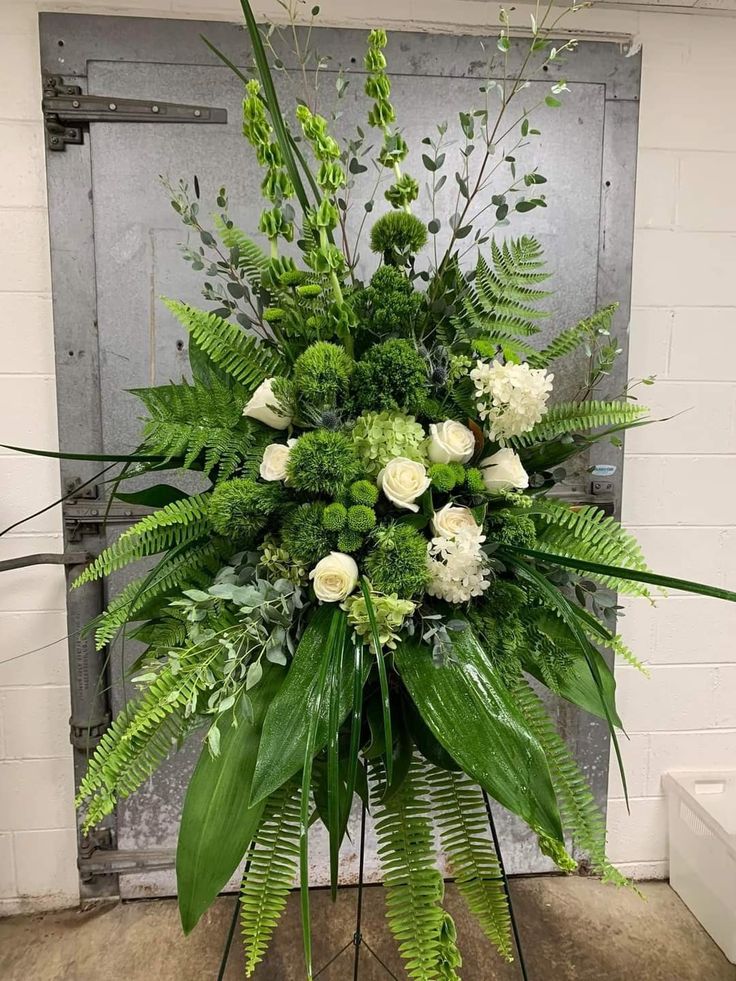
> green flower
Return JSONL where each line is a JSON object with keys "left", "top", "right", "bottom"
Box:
{"left": 364, "top": 523, "right": 430, "bottom": 598}
{"left": 337, "top": 530, "right": 364, "bottom": 553}
{"left": 464, "top": 467, "right": 486, "bottom": 494}
{"left": 349, "top": 479, "right": 379, "bottom": 507}
{"left": 322, "top": 502, "right": 348, "bottom": 531}
{"left": 351, "top": 265, "right": 423, "bottom": 337}
{"left": 428, "top": 463, "right": 457, "bottom": 494}
{"left": 351, "top": 411, "right": 427, "bottom": 476}
{"left": 293, "top": 341, "right": 354, "bottom": 412}
{"left": 485, "top": 512, "right": 537, "bottom": 548}
{"left": 351, "top": 339, "right": 429, "bottom": 415}
{"left": 347, "top": 505, "right": 377, "bottom": 533}
{"left": 286, "top": 430, "right": 361, "bottom": 497}
{"left": 280, "top": 503, "right": 334, "bottom": 566}
{"left": 342, "top": 587, "right": 416, "bottom": 653}
{"left": 370, "top": 211, "right": 428, "bottom": 260}
{"left": 208, "top": 479, "right": 283, "bottom": 539}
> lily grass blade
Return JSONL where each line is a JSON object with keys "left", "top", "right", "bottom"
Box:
{"left": 342, "top": 637, "right": 365, "bottom": 842}
{"left": 360, "top": 578, "right": 393, "bottom": 786}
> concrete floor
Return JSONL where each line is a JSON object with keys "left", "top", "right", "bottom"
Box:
{"left": 0, "top": 877, "right": 733, "bottom": 981}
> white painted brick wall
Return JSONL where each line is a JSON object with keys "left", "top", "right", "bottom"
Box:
{"left": 1, "top": 0, "right": 735, "bottom": 908}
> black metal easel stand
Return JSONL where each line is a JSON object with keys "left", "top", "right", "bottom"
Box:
{"left": 217, "top": 797, "right": 529, "bottom": 980}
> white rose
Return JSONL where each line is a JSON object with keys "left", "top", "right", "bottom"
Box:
{"left": 243, "top": 378, "right": 292, "bottom": 430}
{"left": 427, "top": 420, "right": 476, "bottom": 464}
{"left": 259, "top": 439, "right": 296, "bottom": 482}
{"left": 431, "top": 503, "right": 479, "bottom": 539}
{"left": 310, "top": 552, "right": 359, "bottom": 603}
{"left": 378, "top": 457, "right": 431, "bottom": 513}
{"left": 480, "top": 448, "right": 529, "bottom": 493}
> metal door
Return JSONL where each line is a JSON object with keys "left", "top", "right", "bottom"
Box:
{"left": 41, "top": 13, "right": 640, "bottom": 898}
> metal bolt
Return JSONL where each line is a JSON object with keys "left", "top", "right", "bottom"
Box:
{"left": 50, "top": 137, "right": 60, "bottom": 145}
{"left": 151, "top": 104, "right": 159, "bottom": 113}
{"left": 108, "top": 102, "right": 117, "bottom": 111}
{"left": 193, "top": 109, "right": 201, "bottom": 118}
{"left": 72, "top": 99, "right": 80, "bottom": 108}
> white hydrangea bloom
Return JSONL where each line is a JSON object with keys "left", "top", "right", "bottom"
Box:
{"left": 426, "top": 522, "right": 491, "bottom": 604}
{"left": 469, "top": 359, "right": 553, "bottom": 444}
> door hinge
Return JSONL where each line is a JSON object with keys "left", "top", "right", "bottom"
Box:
{"left": 63, "top": 501, "right": 150, "bottom": 542}
{"left": 42, "top": 74, "right": 228, "bottom": 151}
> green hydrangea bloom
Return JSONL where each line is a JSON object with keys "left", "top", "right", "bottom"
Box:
{"left": 428, "top": 463, "right": 457, "bottom": 493}
{"left": 364, "top": 524, "right": 430, "bottom": 598}
{"left": 342, "top": 588, "right": 416, "bottom": 653}
{"left": 349, "top": 479, "right": 379, "bottom": 507}
{"left": 287, "top": 429, "right": 361, "bottom": 497}
{"left": 337, "top": 530, "right": 364, "bottom": 553}
{"left": 351, "top": 411, "right": 427, "bottom": 476}
{"left": 350, "top": 339, "right": 428, "bottom": 414}
{"left": 208, "top": 479, "right": 282, "bottom": 539}
{"left": 347, "top": 505, "right": 376, "bottom": 533}
{"left": 322, "top": 502, "right": 348, "bottom": 531}
{"left": 293, "top": 341, "right": 354, "bottom": 412}
{"left": 280, "top": 503, "right": 334, "bottom": 566}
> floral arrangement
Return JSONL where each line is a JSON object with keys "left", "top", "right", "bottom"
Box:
{"left": 31, "top": 3, "right": 736, "bottom": 979}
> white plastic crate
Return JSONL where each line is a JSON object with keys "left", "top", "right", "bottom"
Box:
{"left": 663, "top": 770, "right": 736, "bottom": 963}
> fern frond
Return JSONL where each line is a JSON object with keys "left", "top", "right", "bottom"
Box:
{"left": 529, "top": 498, "right": 651, "bottom": 596}
{"left": 241, "top": 783, "right": 301, "bottom": 977}
{"left": 528, "top": 304, "right": 618, "bottom": 369}
{"left": 132, "top": 377, "right": 256, "bottom": 481}
{"left": 512, "top": 677, "right": 629, "bottom": 887}
{"left": 76, "top": 668, "right": 195, "bottom": 830}
{"left": 72, "top": 495, "right": 212, "bottom": 587}
{"left": 213, "top": 215, "right": 269, "bottom": 290}
{"left": 92, "top": 539, "right": 226, "bottom": 650}
{"left": 372, "top": 756, "right": 460, "bottom": 980}
{"left": 511, "top": 400, "right": 648, "bottom": 447}
{"left": 427, "top": 767, "right": 513, "bottom": 961}
{"left": 163, "top": 300, "right": 286, "bottom": 392}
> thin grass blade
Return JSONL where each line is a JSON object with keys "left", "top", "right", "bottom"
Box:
{"left": 359, "top": 578, "right": 393, "bottom": 786}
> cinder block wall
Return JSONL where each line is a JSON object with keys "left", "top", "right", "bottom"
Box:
{"left": 1, "top": 0, "right": 735, "bottom": 912}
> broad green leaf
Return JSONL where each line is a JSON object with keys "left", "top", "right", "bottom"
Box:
{"left": 176, "top": 664, "right": 284, "bottom": 934}
{"left": 395, "top": 631, "right": 564, "bottom": 844}
{"left": 115, "top": 484, "right": 190, "bottom": 508}
{"left": 250, "top": 607, "right": 365, "bottom": 805}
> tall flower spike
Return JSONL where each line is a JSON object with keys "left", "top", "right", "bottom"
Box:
{"left": 242, "top": 80, "right": 295, "bottom": 251}
{"left": 364, "top": 29, "right": 417, "bottom": 212}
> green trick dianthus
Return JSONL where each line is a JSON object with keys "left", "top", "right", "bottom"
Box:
{"left": 370, "top": 211, "right": 427, "bottom": 263}
{"left": 286, "top": 429, "right": 361, "bottom": 497}
{"left": 208, "top": 479, "right": 283, "bottom": 539}
{"left": 364, "top": 523, "right": 430, "bottom": 599}
{"left": 351, "top": 339, "right": 428, "bottom": 415}
{"left": 337, "top": 530, "right": 364, "bottom": 553}
{"left": 485, "top": 512, "right": 537, "bottom": 549}
{"left": 293, "top": 341, "right": 354, "bottom": 412}
{"left": 280, "top": 503, "right": 334, "bottom": 567}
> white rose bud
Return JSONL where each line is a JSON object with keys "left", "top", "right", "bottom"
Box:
{"left": 310, "top": 552, "right": 359, "bottom": 603}
{"left": 242, "top": 377, "right": 292, "bottom": 430}
{"left": 378, "top": 457, "right": 431, "bottom": 513}
{"left": 480, "top": 448, "right": 529, "bottom": 493}
{"left": 259, "top": 439, "right": 296, "bottom": 482}
{"left": 431, "top": 503, "right": 479, "bottom": 539}
{"left": 427, "top": 420, "right": 476, "bottom": 464}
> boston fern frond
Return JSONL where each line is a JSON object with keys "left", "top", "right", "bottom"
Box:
{"left": 241, "top": 783, "right": 301, "bottom": 977}
{"left": 512, "top": 677, "right": 629, "bottom": 887}
{"left": 213, "top": 214, "right": 270, "bottom": 290}
{"left": 372, "top": 756, "right": 460, "bottom": 981}
{"left": 528, "top": 304, "right": 618, "bottom": 369}
{"left": 72, "top": 495, "right": 212, "bottom": 587}
{"left": 511, "top": 400, "right": 648, "bottom": 447}
{"left": 163, "top": 299, "right": 286, "bottom": 392}
{"left": 132, "top": 377, "right": 256, "bottom": 481}
{"left": 427, "top": 766, "right": 513, "bottom": 962}
{"left": 529, "top": 499, "right": 651, "bottom": 596}
{"left": 76, "top": 668, "right": 197, "bottom": 831}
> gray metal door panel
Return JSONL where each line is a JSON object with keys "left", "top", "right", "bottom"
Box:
{"left": 41, "top": 12, "right": 640, "bottom": 898}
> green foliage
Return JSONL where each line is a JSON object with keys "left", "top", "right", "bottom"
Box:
{"left": 208, "top": 479, "right": 283, "bottom": 539}
{"left": 337, "top": 530, "right": 364, "bottom": 553}
{"left": 429, "top": 463, "right": 457, "bottom": 493}
{"left": 349, "top": 479, "right": 379, "bottom": 507}
{"left": 370, "top": 211, "right": 428, "bottom": 263}
{"left": 322, "top": 501, "right": 348, "bottom": 531}
{"left": 131, "top": 377, "right": 256, "bottom": 481}
{"left": 352, "top": 266, "right": 423, "bottom": 338}
{"left": 427, "top": 767, "right": 512, "bottom": 961}
{"left": 511, "top": 400, "right": 649, "bottom": 447}
{"left": 76, "top": 668, "right": 195, "bottom": 830}
{"left": 528, "top": 304, "right": 618, "bottom": 369}
{"left": 364, "top": 524, "right": 430, "bottom": 598}
{"left": 351, "top": 339, "right": 428, "bottom": 414}
{"left": 529, "top": 498, "right": 651, "bottom": 596}
{"left": 347, "top": 504, "right": 376, "bottom": 533}
{"left": 286, "top": 429, "right": 361, "bottom": 497}
{"left": 241, "top": 783, "right": 301, "bottom": 976}
{"left": 73, "top": 496, "right": 212, "bottom": 587}
{"left": 513, "top": 677, "right": 628, "bottom": 885}
{"left": 372, "top": 756, "right": 461, "bottom": 981}
{"left": 293, "top": 341, "right": 354, "bottom": 412}
{"left": 350, "top": 411, "right": 427, "bottom": 476}
{"left": 164, "top": 299, "right": 286, "bottom": 392}
{"left": 213, "top": 214, "right": 270, "bottom": 290}
{"left": 280, "top": 503, "right": 334, "bottom": 566}
{"left": 485, "top": 511, "right": 537, "bottom": 549}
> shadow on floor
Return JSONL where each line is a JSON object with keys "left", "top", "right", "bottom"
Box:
{"left": 0, "top": 877, "right": 733, "bottom": 980}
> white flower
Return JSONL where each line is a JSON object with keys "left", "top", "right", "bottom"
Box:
{"left": 243, "top": 378, "right": 292, "bottom": 430}
{"left": 259, "top": 439, "right": 296, "bottom": 482}
{"left": 427, "top": 420, "right": 475, "bottom": 464}
{"left": 469, "top": 360, "right": 553, "bottom": 443}
{"left": 378, "top": 457, "right": 431, "bottom": 513}
{"left": 426, "top": 531, "right": 491, "bottom": 604}
{"left": 480, "top": 448, "right": 529, "bottom": 494}
{"left": 431, "top": 503, "right": 479, "bottom": 540}
{"left": 310, "top": 552, "right": 359, "bottom": 603}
